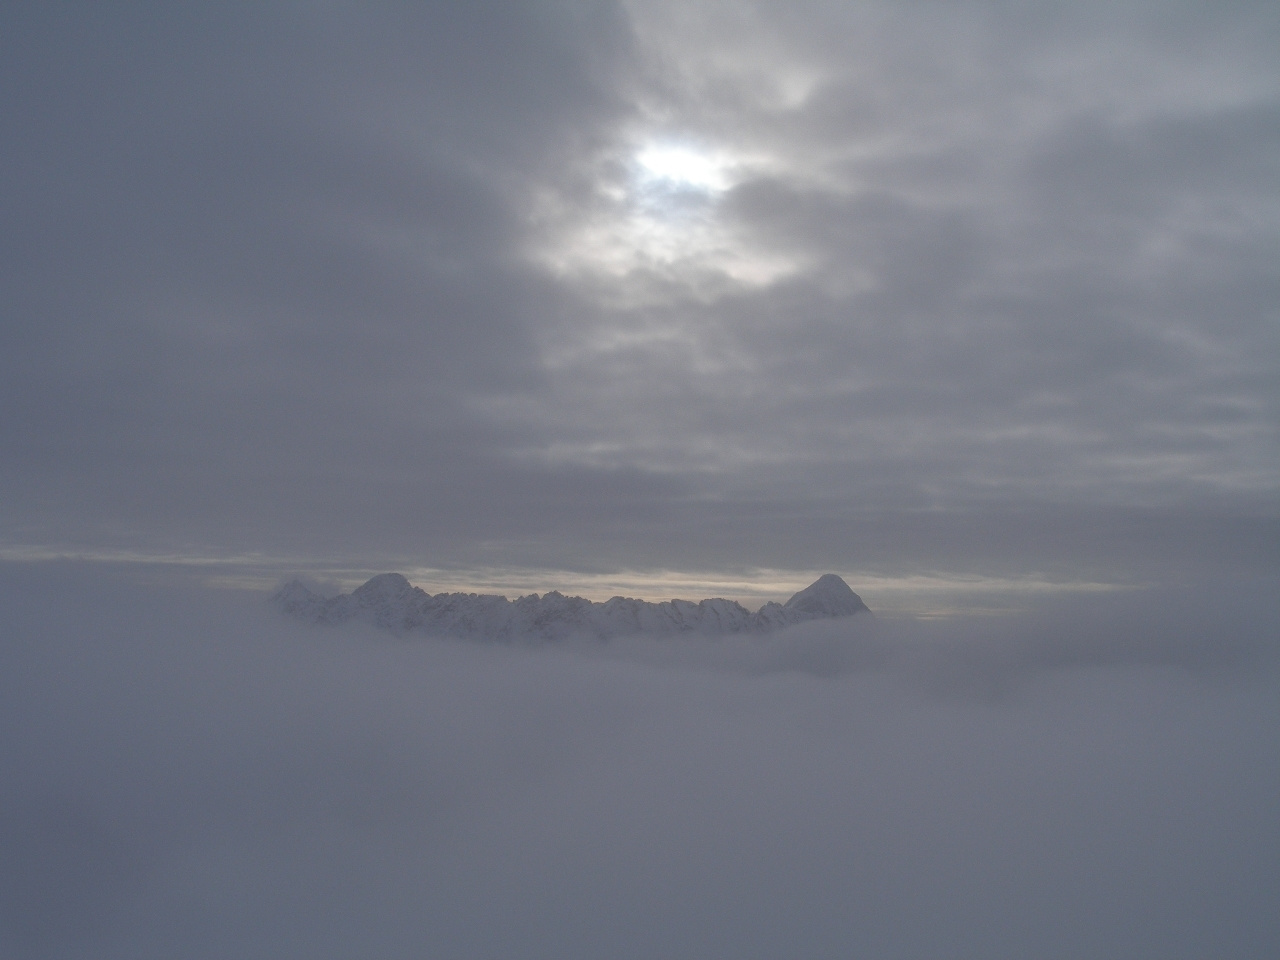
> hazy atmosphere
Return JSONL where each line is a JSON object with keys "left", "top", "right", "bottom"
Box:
{"left": 2, "top": 1, "right": 1278, "bottom": 956}
{"left": 4, "top": 0, "right": 1277, "bottom": 608}
{"left": 4, "top": 562, "right": 1278, "bottom": 958}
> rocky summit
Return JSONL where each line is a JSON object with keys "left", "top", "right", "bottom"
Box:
{"left": 274, "top": 573, "right": 870, "bottom": 642}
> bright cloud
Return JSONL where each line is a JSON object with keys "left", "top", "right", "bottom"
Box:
{"left": 635, "top": 144, "right": 732, "bottom": 192}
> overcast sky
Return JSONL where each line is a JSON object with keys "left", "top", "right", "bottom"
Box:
{"left": 3, "top": 7, "right": 1279, "bottom": 953}
{"left": 3, "top": 1, "right": 1277, "bottom": 610}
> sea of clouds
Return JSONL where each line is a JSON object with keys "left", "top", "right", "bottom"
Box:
{"left": 2, "top": 562, "right": 1277, "bottom": 959}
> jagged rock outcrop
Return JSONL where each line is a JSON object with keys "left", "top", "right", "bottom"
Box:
{"left": 274, "top": 573, "right": 870, "bottom": 642}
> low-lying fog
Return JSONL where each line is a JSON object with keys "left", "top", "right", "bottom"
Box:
{"left": 2, "top": 562, "right": 1277, "bottom": 959}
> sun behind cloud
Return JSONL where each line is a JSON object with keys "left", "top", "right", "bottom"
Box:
{"left": 526, "top": 133, "right": 803, "bottom": 297}
{"left": 634, "top": 143, "right": 732, "bottom": 192}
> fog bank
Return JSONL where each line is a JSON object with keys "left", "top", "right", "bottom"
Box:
{"left": 2, "top": 562, "right": 1277, "bottom": 959}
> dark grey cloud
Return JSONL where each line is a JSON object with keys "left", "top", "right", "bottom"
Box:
{"left": 2, "top": 562, "right": 1277, "bottom": 958}
{"left": 1, "top": 2, "right": 637, "bottom": 557}
{"left": 1, "top": 1, "right": 1276, "bottom": 597}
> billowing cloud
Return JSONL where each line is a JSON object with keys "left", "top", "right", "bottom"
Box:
{"left": 2, "top": 562, "right": 1277, "bottom": 957}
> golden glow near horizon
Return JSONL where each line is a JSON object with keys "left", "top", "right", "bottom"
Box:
{"left": 394, "top": 568, "right": 1127, "bottom": 618}
{"left": 324, "top": 564, "right": 1128, "bottom": 618}
{"left": 0, "top": 543, "right": 1129, "bottom": 619}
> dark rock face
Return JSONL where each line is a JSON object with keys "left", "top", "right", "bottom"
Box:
{"left": 273, "top": 573, "right": 870, "bottom": 642}
{"left": 782, "top": 573, "right": 870, "bottom": 619}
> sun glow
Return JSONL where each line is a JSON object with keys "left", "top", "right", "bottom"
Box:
{"left": 525, "top": 135, "right": 804, "bottom": 299}
{"left": 635, "top": 144, "right": 731, "bottom": 192}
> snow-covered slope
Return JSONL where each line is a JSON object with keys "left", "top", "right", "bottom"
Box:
{"left": 274, "top": 573, "right": 870, "bottom": 641}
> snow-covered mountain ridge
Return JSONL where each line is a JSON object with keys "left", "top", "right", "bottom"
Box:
{"left": 273, "top": 573, "right": 870, "bottom": 641}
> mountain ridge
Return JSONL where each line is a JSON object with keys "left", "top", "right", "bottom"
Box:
{"left": 274, "top": 573, "right": 870, "bottom": 642}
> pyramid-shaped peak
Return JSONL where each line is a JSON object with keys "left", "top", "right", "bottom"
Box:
{"left": 352, "top": 572, "right": 413, "bottom": 603}
{"left": 274, "top": 579, "right": 317, "bottom": 602}
{"left": 812, "top": 573, "right": 853, "bottom": 591}
{"left": 783, "top": 574, "right": 868, "bottom": 618}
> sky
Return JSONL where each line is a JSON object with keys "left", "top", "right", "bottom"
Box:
{"left": 2, "top": 5, "right": 1279, "bottom": 954}
{"left": 3, "top": 1, "right": 1278, "bottom": 611}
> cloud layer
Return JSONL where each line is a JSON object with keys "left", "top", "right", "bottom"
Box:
{"left": 1, "top": 2, "right": 1277, "bottom": 596}
{"left": 2, "top": 562, "right": 1277, "bottom": 958}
